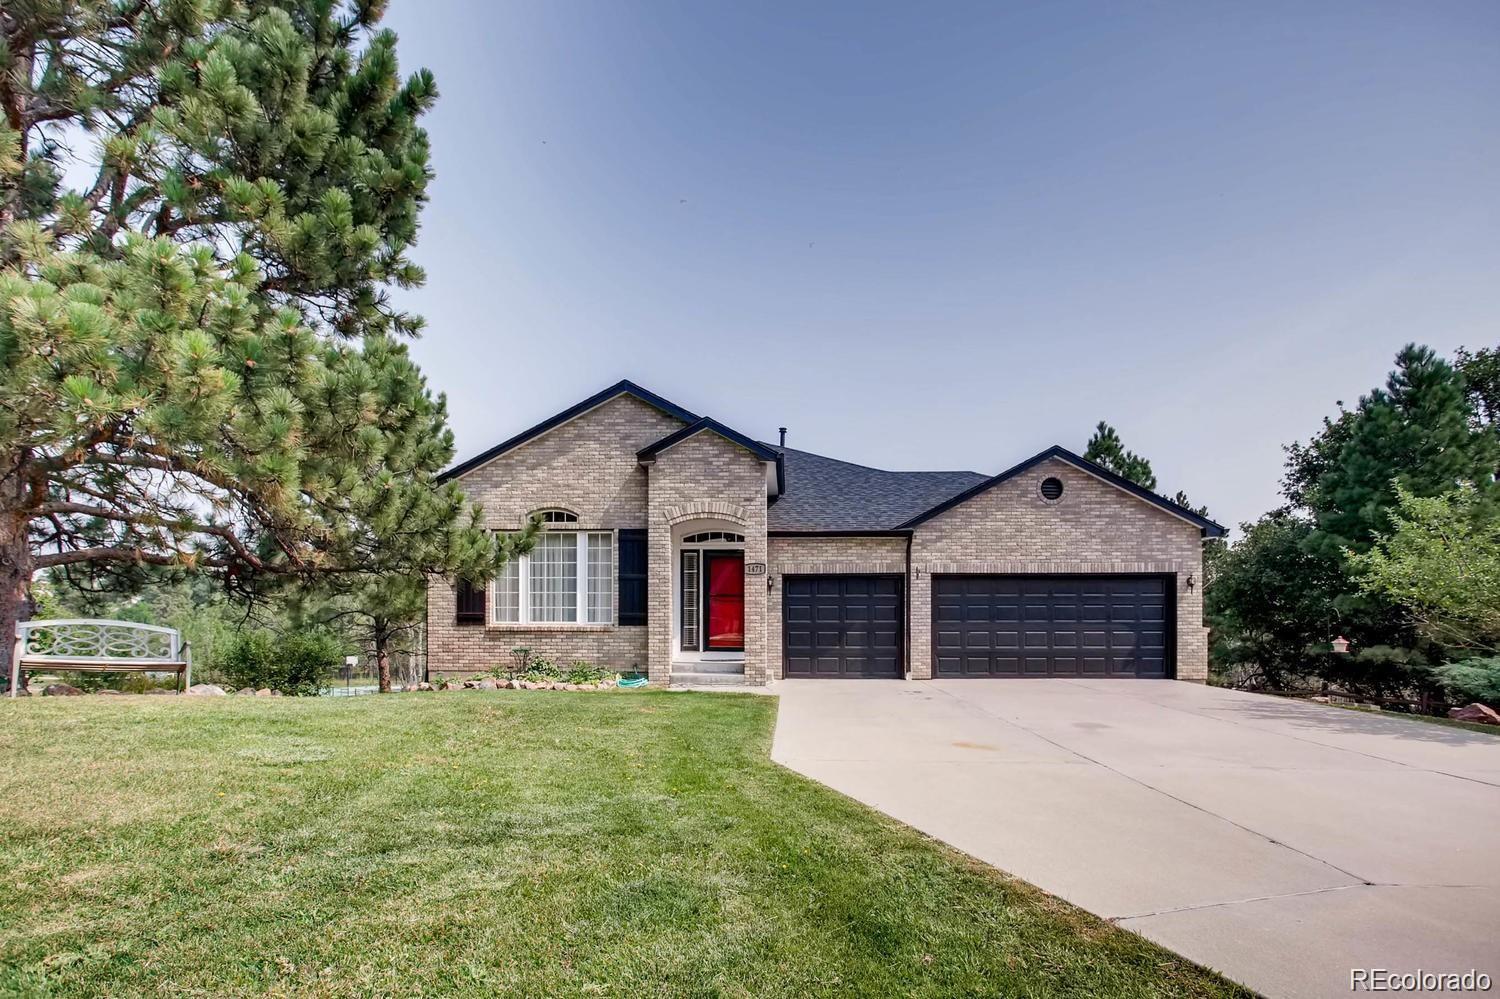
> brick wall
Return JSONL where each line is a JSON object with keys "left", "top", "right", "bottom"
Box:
{"left": 425, "top": 395, "right": 683, "bottom": 679}
{"left": 767, "top": 535, "right": 908, "bottom": 678}
{"left": 646, "top": 432, "right": 770, "bottom": 684}
{"left": 907, "top": 457, "right": 1208, "bottom": 681}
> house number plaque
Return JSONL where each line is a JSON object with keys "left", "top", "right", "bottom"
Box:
{"left": 745, "top": 562, "right": 767, "bottom": 576}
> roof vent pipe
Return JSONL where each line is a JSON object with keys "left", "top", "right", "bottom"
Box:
{"left": 778, "top": 427, "right": 787, "bottom": 447}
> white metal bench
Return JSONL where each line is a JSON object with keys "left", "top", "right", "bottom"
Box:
{"left": 9, "top": 619, "right": 192, "bottom": 697}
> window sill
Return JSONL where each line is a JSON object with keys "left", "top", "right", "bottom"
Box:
{"left": 485, "top": 623, "right": 616, "bottom": 632}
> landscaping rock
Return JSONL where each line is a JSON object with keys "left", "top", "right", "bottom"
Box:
{"left": 255, "top": 688, "right": 273, "bottom": 697}
{"left": 96, "top": 688, "right": 125, "bottom": 695}
{"left": 417, "top": 682, "right": 435, "bottom": 692}
{"left": 237, "top": 687, "right": 256, "bottom": 696}
{"left": 186, "top": 683, "right": 227, "bottom": 696}
{"left": 144, "top": 688, "right": 175, "bottom": 695}
{"left": 43, "top": 683, "right": 83, "bottom": 696}
{"left": 478, "top": 678, "right": 498, "bottom": 690}
{"left": 1448, "top": 703, "right": 1500, "bottom": 725}
{"left": 270, "top": 690, "right": 283, "bottom": 697}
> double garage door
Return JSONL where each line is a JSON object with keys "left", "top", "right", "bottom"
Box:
{"left": 933, "top": 575, "right": 1172, "bottom": 678}
{"left": 782, "top": 573, "right": 1172, "bottom": 679}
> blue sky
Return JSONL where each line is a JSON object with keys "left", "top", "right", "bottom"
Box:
{"left": 382, "top": 1, "right": 1499, "bottom": 531}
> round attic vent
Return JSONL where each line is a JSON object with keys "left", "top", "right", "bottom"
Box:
{"left": 1039, "top": 476, "right": 1065, "bottom": 501}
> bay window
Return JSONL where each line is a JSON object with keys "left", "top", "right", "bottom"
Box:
{"left": 492, "top": 532, "right": 613, "bottom": 625}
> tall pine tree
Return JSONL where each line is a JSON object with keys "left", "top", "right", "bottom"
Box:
{"left": 0, "top": 2, "right": 506, "bottom": 682}
{"left": 1304, "top": 344, "right": 1498, "bottom": 557}
{"left": 1082, "top": 421, "right": 1157, "bottom": 490}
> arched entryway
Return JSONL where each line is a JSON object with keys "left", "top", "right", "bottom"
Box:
{"left": 672, "top": 519, "right": 747, "bottom": 670}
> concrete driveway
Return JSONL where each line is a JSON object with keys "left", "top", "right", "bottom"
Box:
{"left": 771, "top": 679, "right": 1500, "bottom": 999}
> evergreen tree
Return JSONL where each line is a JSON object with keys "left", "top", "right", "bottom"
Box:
{"left": 1304, "top": 345, "right": 1497, "bottom": 557}
{"left": 1281, "top": 408, "right": 1356, "bottom": 514}
{"left": 314, "top": 524, "right": 537, "bottom": 692}
{"left": 1455, "top": 344, "right": 1500, "bottom": 459}
{"left": 0, "top": 2, "right": 503, "bottom": 681}
{"left": 1082, "top": 421, "right": 1157, "bottom": 489}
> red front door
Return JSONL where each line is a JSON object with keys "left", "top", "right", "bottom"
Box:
{"left": 705, "top": 552, "right": 745, "bottom": 650}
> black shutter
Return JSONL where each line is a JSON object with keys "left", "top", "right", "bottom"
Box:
{"left": 617, "top": 529, "right": 648, "bottom": 626}
{"left": 455, "top": 578, "right": 486, "bottom": 624}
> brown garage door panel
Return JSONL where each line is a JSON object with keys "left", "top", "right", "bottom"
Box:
{"left": 784, "top": 575, "right": 904, "bottom": 678}
{"left": 933, "top": 575, "right": 1172, "bottom": 678}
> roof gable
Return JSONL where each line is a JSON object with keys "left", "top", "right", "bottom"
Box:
{"left": 637, "top": 418, "right": 781, "bottom": 463}
{"left": 638, "top": 418, "right": 784, "bottom": 497}
{"left": 896, "top": 446, "right": 1226, "bottom": 537}
{"left": 438, "top": 380, "right": 697, "bottom": 483}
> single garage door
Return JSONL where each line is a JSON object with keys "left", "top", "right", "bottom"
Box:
{"left": 783, "top": 575, "right": 904, "bottom": 678}
{"left": 933, "top": 575, "right": 1172, "bottom": 678}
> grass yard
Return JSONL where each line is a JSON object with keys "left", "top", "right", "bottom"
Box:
{"left": 0, "top": 691, "right": 1246, "bottom": 998}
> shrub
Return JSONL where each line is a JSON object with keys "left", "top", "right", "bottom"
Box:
{"left": 565, "top": 661, "right": 612, "bottom": 685}
{"left": 519, "top": 657, "right": 562, "bottom": 684}
{"left": 1433, "top": 658, "right": 1500, "bottom": 705}
{"left": 215, "top": 630, "right": 343, "bottom": 696}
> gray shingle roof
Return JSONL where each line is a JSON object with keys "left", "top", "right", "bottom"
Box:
{"left": 766, "top": 446, "right": 987, "bottom": 532}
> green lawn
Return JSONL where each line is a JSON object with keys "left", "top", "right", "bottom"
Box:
{"left": 0, "top": 691, "right": 1246, "bottom": 998}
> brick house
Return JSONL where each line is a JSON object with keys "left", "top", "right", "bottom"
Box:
{"left": 426, "top": 381, "right": 1224, "bottom": 686}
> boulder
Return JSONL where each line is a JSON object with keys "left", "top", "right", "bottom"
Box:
{"left": 255, "top": 688, "right": 274, "bottom": 697}
{"left": 417, "top": 681, "right": 435, "bottom": 692}
{"left": 1448, "top": 703, "right": 1500, "bottom": 725}
{"left": 43, "top": 683, "right": 83, "bottom": 696}
{"left": 186, "top": 683, "right": 227, "bottom": 696}
{"left": 237, "top": 688, "right": 256, "bottom": 696}
{"left": 461, "top": 679, "right": 477, "bottom": 689}
{"left": 477, "top": 677, "right": 499, "bottom": 690}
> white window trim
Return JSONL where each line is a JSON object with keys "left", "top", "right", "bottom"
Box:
{"left": 493, "top": 531, "right": 612, "bottom": 626}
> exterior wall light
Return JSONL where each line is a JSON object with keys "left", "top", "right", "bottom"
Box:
{"left": 1331, "top": 635, "right": 1351, "bottom": 654}
{"left": 1185, "top": 574, "right": 1195, "bottom": 591}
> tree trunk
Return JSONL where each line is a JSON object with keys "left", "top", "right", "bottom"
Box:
{"left": 0, "top": 507, "right": 34, "bottom": 692}
{"left": 375, "top": 626, "right": 392, "bottom": 694}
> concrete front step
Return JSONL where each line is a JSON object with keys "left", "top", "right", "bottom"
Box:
{"left": 672, "top": 670, "right": 751, "bottom": 687}
{"left": 675, "top": 660, "right": 748, "bottom": 675}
